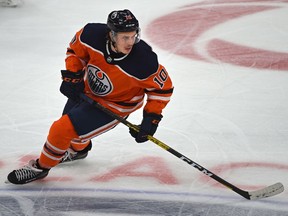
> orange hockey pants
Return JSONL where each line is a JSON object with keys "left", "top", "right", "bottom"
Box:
{"left": 38, "top": 114, "right": 90, "bottom": 169}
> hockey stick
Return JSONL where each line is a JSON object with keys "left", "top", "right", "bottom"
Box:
{"left": 80, "top": 94, "right": 284, "bottom": 200}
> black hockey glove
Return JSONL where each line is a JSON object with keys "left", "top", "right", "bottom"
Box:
{"left": 60, "top": 70, "right": 85, "bottom": 102}
{"left": 129, "top": 111, "right": 163, "bottom": 143}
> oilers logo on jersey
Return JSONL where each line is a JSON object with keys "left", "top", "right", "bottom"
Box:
{"left": 87, "top": 64, "right": 113, "bottom": 96}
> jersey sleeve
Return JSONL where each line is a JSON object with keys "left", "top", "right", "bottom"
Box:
{"left": 142, "top": 64, "right": 174, "bottom": 115}
{"left": 65, "top": 28, "right": 89, "bottom": 72}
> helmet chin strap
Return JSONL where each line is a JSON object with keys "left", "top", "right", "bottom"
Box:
{"left": 110, "top": 31, "right": 120, "bottom": 53}
{"left": 111, "top": 41, "right": 119, "bottom": 53}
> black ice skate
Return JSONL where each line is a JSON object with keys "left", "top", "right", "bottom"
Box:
{"left": 6, "top": 159, "right": 49, "bottom": 184}
{"left": 60, "top": 141, "right": 92, "bottom": 163}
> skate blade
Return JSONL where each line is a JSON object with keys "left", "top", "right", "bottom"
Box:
{"left": 4, "top": 179, "right": 12, "bottom": 184}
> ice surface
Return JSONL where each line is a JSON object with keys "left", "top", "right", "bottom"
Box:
{"left": 0, "top": 0, "right": 288, "bottom": 215}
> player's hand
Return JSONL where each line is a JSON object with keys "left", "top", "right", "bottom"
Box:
{"left": 129, "top": 111, "right": 162, "bottom": 143}
{"left": 60, "top": 70, "right": 85, "bottom": 102}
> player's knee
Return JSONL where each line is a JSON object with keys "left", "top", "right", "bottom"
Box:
{"left": 48, "top": 114, "right": 78, "bottom": 150}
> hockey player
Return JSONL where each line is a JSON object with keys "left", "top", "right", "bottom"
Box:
{"left": 7, "top": 9, "right": 174, "bottom": 184}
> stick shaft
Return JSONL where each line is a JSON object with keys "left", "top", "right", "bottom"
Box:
{"left": 80, "top": 94, "right": 283, "bottom": 200}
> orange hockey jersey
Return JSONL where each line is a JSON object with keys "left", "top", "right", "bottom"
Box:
{"left": 65, "top": 23, "right": 173, "bottom": 116}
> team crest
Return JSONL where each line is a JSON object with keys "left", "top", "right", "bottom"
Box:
{"left": 87, "top": 65, "right": 113, "bottom": 96}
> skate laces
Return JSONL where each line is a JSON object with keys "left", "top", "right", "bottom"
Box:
{"left": 14, "top": 160, "right": 42, "bottom": 181}
{"left": 61, "top": 148, "right": 77, "bottom": 162}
